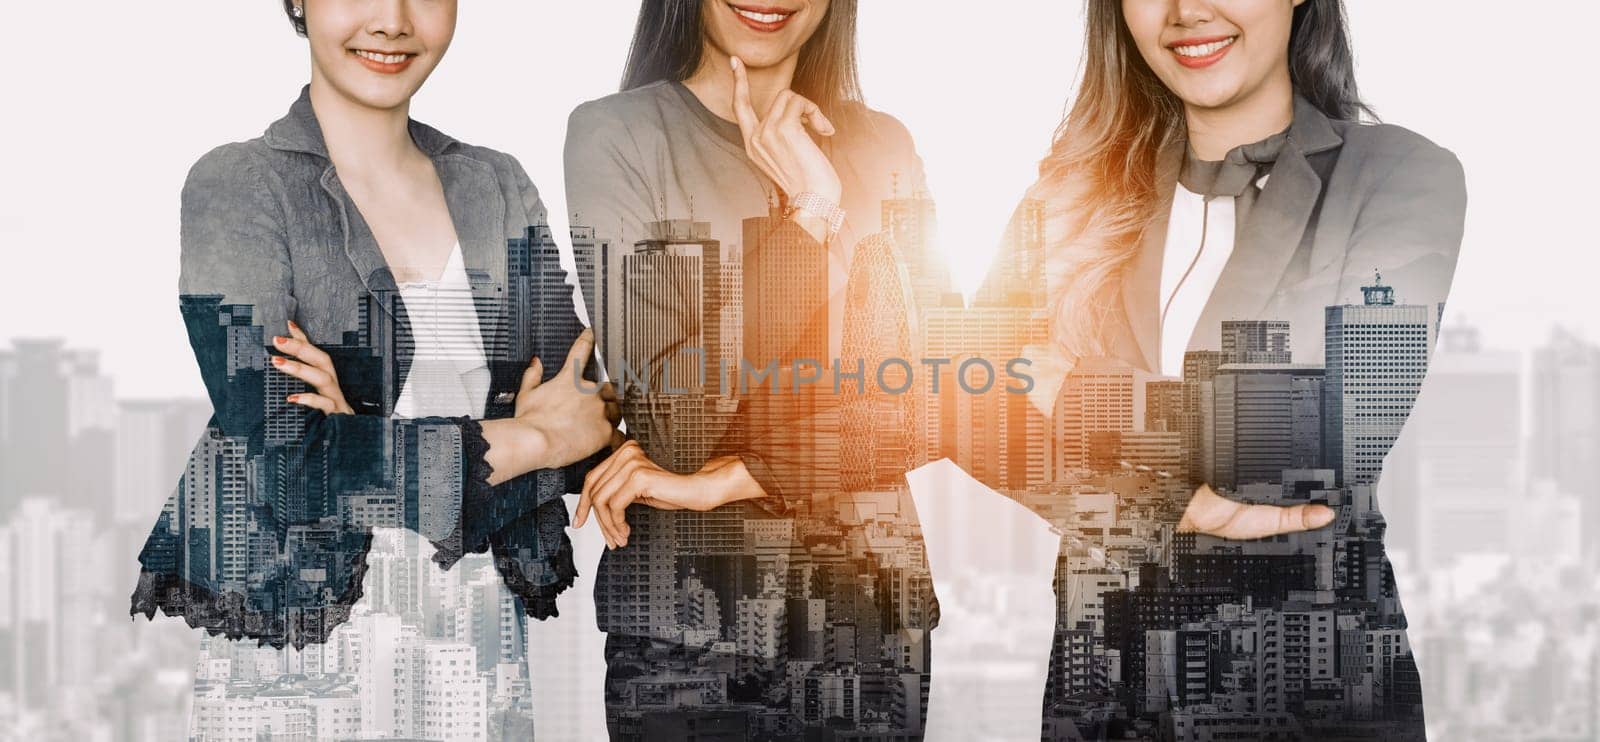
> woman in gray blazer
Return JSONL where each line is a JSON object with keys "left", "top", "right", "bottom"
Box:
{"left": 983, "top": 0, "right": 1467, "bottom": 738}
{"left": 130, "top": 1, "right": 616, "bottom": 733}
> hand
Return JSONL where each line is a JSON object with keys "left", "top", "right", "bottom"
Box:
{"left": 1177, "top": 483, "right": 1335, "bottom": 540}
{"left": 576, "top": 442, "right": 753, "bottom": 549}
{"left": 511, "top": 329, "right": 621, "bottom": 471}
{"left": 275, "top": 319, "right": 355, "bottom": 415}
{"left": 729, "top": 56, "right": 842, "bottom": 220}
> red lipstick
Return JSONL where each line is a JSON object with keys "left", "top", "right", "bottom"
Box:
{"left": 1167, "top": 34, "right": 1237, "bottom": 70}
{"left": 727, "top": 3, "right": 796, "bottom": 33}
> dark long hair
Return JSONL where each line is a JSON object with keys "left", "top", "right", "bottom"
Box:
{"left": 1040, "top": 0, "right": 1369, "bottom": 361}
{"left": 619, "top": 0, "right": 863, "bottom": 119}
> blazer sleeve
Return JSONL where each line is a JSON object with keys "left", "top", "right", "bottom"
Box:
{"left": 1344, "top": 137, "right": 1468, "bottom": 311}
{"left": 467, "top": 152, "right": 609, "bottom": 620}
{"left": 129, "top": 144, "right": 510, "bottom": 648}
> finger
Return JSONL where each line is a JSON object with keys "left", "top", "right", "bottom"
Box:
{"left": 609, "top": 488, "right": 640, "bottom": 547}
{"left": 521, "top": 357, "right": 545, "bottom": 392}
{"left": 763, "top": 88, "right": 794, "bottom": 122}
{"left": 586, "top": 447, "right": 640, "bottom": 545}
{"left": 578, "top": 442, "right": 631, "bottom": 528}
{"left": 801, "top": 100, "right": 835, "bottom": 137}
{"left": 558, "top": 329, "right": 596, "bottom": 381}
{"left": 573, "top": 485, "right": 595, "bottom": 531}
{"left": 286, "top": 393, "right": 338, "bottom": 414}
{"left": 1181, "top": 486, "right": 1335, "bottom": 540}
{"left": 270, "top": 357, "right": 336, "bottom": 391}
{"left": 598, "top": 381, "right": 619, "bottom": 404}
{"left": 273, "top": 333, "right": 334, "bottom": 372}
{"left": 730, "top": 56, "right": 760, "bottom": 143}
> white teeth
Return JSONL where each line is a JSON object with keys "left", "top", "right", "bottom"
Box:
{"left": 732, "top": 7, "right": 791, "bottom": 24}
{"left": 1173, "top": 37, "right": 1236, "bottom": 58}
{"left": 355, "top": 50, "right": 410, "bottom": 65}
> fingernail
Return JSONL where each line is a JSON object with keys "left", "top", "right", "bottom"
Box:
{"left": 273, "top": 336, "right": 286, "bottom": 346}
{"left": 286, "top": 319, "right": 300, "bottom": 332}
{"left": 287, "top": 394, "right": 300, "bottom": 403}
{"left": 271, "top": 356, "right": 285, "bottom": 366}
{"left": 730, "top": 56, "right": 740, "bottom": 70}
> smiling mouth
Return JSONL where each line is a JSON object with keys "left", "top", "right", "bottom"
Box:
{"left": 1167, "top": 35, "right": 1237, "bottom": 69}
{"left": 351, "top": 49, "right": 417, "bottom": 74}
{"left": 727, "top": 2, "right": 796, "bottom": 32}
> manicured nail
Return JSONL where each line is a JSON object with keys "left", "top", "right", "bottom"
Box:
{"left": 287, "top": 394, "right": 300, "bottom": 403}
{"left": 271, "top": 356, "right": 286, "bottom": 367}
{"left": 286, "top": 319, "right": 300, "bottom": 332}
{"left": 273, "top": 336, "right": 286, "bottom": 346}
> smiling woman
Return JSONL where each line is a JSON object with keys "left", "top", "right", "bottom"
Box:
{"left": 130, "top": 0, "right": 621, "bottom": 737}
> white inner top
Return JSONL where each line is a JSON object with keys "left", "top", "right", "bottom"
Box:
{"left": 392, "top": 242, "right": 491, "bottom": 419}
{"left": 1157, "top": 184, "right": 1237, "bottom": 377}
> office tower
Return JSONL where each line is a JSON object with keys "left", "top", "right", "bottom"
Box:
{"left": 394, "top": 420, "right": 465, "bottom": 542}
{"left": 508, "top": 225, "right": 584, "bottom": 374}
{"left": 422, "top": 641, "right": 488, "bottom": 740}
{"left": 881, "top": 180, "right": 952, "bottom": 311}
{"left": 743, "top": 207, "right": 828, "bottom": 365}
{"left": 840, "top": 233, "right": 918, "bottom": 490}
{"left": 1221, "top": 320, "right": 1292, "bottom": 364}
{"left": 1182, "top": 351, "right": 1228, "bottom": 487}
{"left": 634, "top": 219, "right": 731, "bottom": 395}
{"left": 1323, "top": 273, "right": 1431, "bottom": 486}
{"left": 1145, "top": 380, "right": 1184, "bottom": 432}
{"left": 975, "top": 198, "right": 1046, "bottom": 309}
{"left": 919, "top": 306, "right": 1048, "bottom": 488}
{"left": 1530, "top": 326, "right": 1600, "bottom": 545}
{"left": 623, "top": 236, "right": 705, "bottom": 395}
{"left": 742, "top": 207, "right": 835, "bottom": 494}
{"left": 1053, "top": 358, "right": 1135, "bottom": 477}
{"left": 1403, "top": 324, "right": 1522, "bottom": 568}
{"left": 0, "top": 340, "right": 70, "bottom": 515}
{"left": 1209, "top": 364, "right": 1324, "bottom": 491}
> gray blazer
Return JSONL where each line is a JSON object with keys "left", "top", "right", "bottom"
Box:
{"left": 1110, "top": 94, "right": 1467, "bottom": 372}
{"left": 130, "top": 86, "right": 594, "bottom": 649}
{"left": 1013, "top": 96, "right": 1466, "bottom": 736}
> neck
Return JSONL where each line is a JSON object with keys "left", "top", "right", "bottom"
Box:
{"left": 683, "top": 46, "right": 800, "bottom": 122}
{"left": 1183, "top": 73, "right": 1295, "bottom": 161}
{"left": 308, "top": 73, "right": 421, "bottom": 176}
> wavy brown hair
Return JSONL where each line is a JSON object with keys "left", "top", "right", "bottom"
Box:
{"left": 1039, "top": 0, "right": 1369, "bottom": 362}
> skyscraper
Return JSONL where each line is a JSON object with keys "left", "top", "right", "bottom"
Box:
{"left": 1323, "top": 273, "right": 1431, "bottom": 486}
{"left": 840, "top": 233, "right": 918, "bottom": 491}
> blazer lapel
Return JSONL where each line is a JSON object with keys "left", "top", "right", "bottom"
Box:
{"left": 1187, "top": 144, "right": 1321, "bottom": 353}
{"left": 1187, "top": 97, "right": 1344, "bottom": 352}
{"left": 434, "top": 153, "right": 512, "bottom": 412}
{"left": 1117, "top": 138, "right": 1184, "bottom": 374}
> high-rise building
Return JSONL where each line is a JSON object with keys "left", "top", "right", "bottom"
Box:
{"left": 881, "top": 182, "right": 952, "bottom": 311}
{"left": 921, "top": 306, "right": 1048, "bottom": 489}
{"left": 1210, "top": 364, "right": 1324, "bottom": 491}
{"left": 1221, "top": 320, "right": 1292, "bottom": 364}
{"left": 1054, "top": 358, "right": 1136, "bottom": 478}
{"left": 1323, "top": 273, "right": 1431, "bottom": 486}
{"left": 840, "top": 233, "right": 918, "bottom": 490}
{"left": 1530, "top": 326, "right": 1600, "bottom": 553}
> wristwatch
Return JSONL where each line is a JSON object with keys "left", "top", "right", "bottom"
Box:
{"left": 785, "top": 191, "right": 846, "bottom": 238}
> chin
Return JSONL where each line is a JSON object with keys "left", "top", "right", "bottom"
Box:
{"left": 724, "top": 41, "right": 794, "bottom": 69}
{"left": 1172, "top": 82, "right": 1247, "bottom": 112}
{"left": 337, "top": 79, "right": 418, "bottom": 111}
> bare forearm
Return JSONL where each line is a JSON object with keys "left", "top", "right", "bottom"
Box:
{"left": 702, "top": 455, "right": 769, "bottom": 508}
